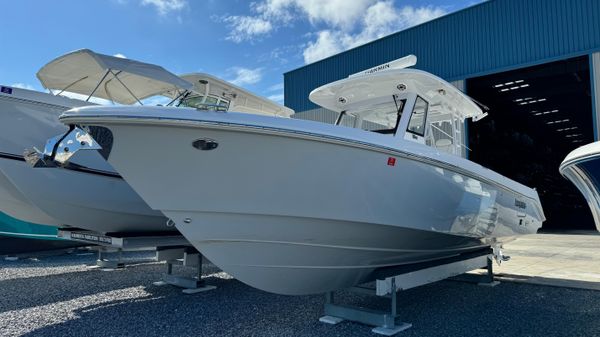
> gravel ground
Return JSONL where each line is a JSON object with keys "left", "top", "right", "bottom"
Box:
{"left": 1, "top": 250, "right": 600, "bottom": 337}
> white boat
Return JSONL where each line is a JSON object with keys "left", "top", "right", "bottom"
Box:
{"left": 0, "top": 48, "right": 192, "bottom": 229}
{"left": 48, "top": 57, "right": 545, "bottom": 294}
{"left": 173, "top": 73, "right": 292, "bottom": 117}
{"left": 2, "top": 49, "right": 291, "bottom": 234}
{"left": 560, "top": 141, "right": 600, "bottom": 231}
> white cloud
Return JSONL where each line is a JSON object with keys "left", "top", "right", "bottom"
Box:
{"left": 267, "top": 93, "right": 284, "bottom": 104}
{"left": 219, "top": 0, "right": 372, "bottom": 44}
{"left": 303, "top": 2, "right": 447, "bottom": 64}
{"left": 113, "top": 53, "right": 127, "bottom": 59}
{"left": 398, "top": 5, "right": 447, "bottom": 27}
{"left": 256, "top": 0, "right": 373, "bottom": 30}
{"left": 227, "top": 67, "right": 263, "bottom": 86}
{"left": 259, "top": 45, "right": 301, "bottom": 65}
{"left": 267, "top": 82, "right": 284, "bottom": 92}
{"left": 221, "top": 0, "right": 447, "bottom": 64}
{"left": 11, "top": 83, "right": 36, "bottom": 91}
{"left": 141, "top": 0, "right": 186, "bottom": 15}
{"left": 223, "top": 16, "right": 273, "bottom": 43}
{"left": 303, "top": 31, "right": 344, "bottom": 64}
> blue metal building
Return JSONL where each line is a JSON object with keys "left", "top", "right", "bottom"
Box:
{"left": 285, "top": 0, "right": 600, "bottom": 122}
{"left": 284, "top": 0, "right": 600, "bottom": 230}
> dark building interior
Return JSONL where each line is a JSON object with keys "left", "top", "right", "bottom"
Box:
{"left": 467, "top": 56, "right": 595, "bottom": 231}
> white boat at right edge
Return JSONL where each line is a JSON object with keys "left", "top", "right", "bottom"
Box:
{"left": 560, "top": 141, "right": 600, "bottom": 231}
{"left": 48, "top": 57, "right": 546, "bottom": 295}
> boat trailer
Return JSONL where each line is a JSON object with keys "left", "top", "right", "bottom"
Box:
{"left": 320, "top": 247, "right": 499, "bottom": 336}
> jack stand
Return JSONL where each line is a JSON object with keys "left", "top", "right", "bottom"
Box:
{"left": 319, "top": 248, "right": 492, "bottom": 335}
{"left": 153, "top": 247, "right": 216, "bottom": 294}
{"left": 89, "top": 248, "right": 124, "bottom": 270}
{"left": 320, "top": 278, "right": 412, "bottom": 336}
{"left": 451, "top": 257, "right": 500, "bottom": 287}
{"left": 478, "top": 257, "right": 500, "bottom": 287}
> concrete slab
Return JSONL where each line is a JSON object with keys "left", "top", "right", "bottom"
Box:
{"left": 486, "top": 232, "right": 600, "bottom": 290}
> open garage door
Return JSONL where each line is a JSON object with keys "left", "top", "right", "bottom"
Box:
{"left": 467, "top": 56, "right": 594, "bottom": 231}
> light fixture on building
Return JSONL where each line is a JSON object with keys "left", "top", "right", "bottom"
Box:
{"left": 497, "top": 80, "right": 529, "bottom": 92}
{"left": 557, "top": 126, "right": 578, "bottom": 132}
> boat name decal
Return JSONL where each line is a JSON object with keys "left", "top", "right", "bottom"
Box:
{"left": 0, "top": 86, "right": 13, "bottom": 95}
{"left": 514, "top": 200, "right": 527, "bottom": 209}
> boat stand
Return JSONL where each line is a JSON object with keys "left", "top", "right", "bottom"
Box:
{"left": 93, "top": 247, "right": 125, "bottom": 269}
{"left": 450, "top": 256, "right": 500, "bottom": 287}
{"left": 58, "top": 229, "right": 215, "bottom": 292}
{"left": 319, "top": 248, "right": 494, "bottom": 336}
{"left": 320, "top": 277, "right": 412, "bottom": 336}
{"left": 152, "top": 246, "right": 217, "bottom": 294}
{"left": 58, "top": 229, "right": 191, "bottom": 269}
{"left": 58, "top": 229, "right": 190, "bottom": 249}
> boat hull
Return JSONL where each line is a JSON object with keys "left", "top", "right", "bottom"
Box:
{"left": 169, "top": 211, "right": 488, "bottom": 294}
{"left": 0, "top": 158, "right": 59, "bottom": 225}
{"left": 0, "top": 87, "right": 170, "bottom": 234}
{"left": 0, "top": 156, "right": 169, "bottom": 234}
{"left": 0, "top": 211, "right": 84, "bottom": 254}
{"left": 63, "top": 110, "right": 544, "bottom": 294}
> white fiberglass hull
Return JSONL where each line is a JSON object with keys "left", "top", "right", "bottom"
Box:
{"left": 0, "top": 158, "right": 59, "bottom": 225}
{"left": 560, "top": 141, "right": 600, "bottom": 232}
{"left": 60, "top": 107, "right": 545, "bottom": 294}
{"left": 0, "top": 86, "right": 170, "bottom": 233}
{"left": 171, "top": 212, "right": 488, "bottom": 294}
{"left": 0, "top": 158, "right": 167, "bottom": 234}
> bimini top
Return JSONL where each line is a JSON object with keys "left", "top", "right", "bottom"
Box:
{"left": 177, "top": 73, "right": 294, "bottom": 117}
{"left": 36, "top": 49, "right": 193, "bottom": 105}
{"left": 309, "top": 68, "right": 484, "bottom": 121}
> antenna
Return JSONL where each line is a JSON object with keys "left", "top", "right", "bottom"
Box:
{"left": 348, "top": 55, "right": 417, "bottom": 78}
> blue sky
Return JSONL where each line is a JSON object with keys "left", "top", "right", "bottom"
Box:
{"left": 0, "top": 0, "right": 482, "bottom": 105}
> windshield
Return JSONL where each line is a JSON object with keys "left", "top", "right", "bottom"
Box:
{"left": 178, "top": 94, "right": 230, "bottom": 111}
{"left": 336, "top": 97, "right": 405, "bottom": 135}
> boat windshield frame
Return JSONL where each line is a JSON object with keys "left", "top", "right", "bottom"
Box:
{"left": 334, "top": 93, "right": 413, "bottom": 136}
{"left": 176, "top": 93, "right": 231, "bottom": 111}
{"left": 333, "top": 92, "right": 470, "bottom": 158}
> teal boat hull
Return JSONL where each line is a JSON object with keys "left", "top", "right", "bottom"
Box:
{"left": 0, "top": 212, "right": 83, "bottom": 254}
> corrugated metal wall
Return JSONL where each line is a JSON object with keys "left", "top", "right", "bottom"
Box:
{"left": 292, "top": 107, "right": 337, "bottom": 124}
{"left": 285, "top": 0, "right": 600, "bottom": 112}
{"left": 592, "top": 52, "right": 600, "bottom": 140}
